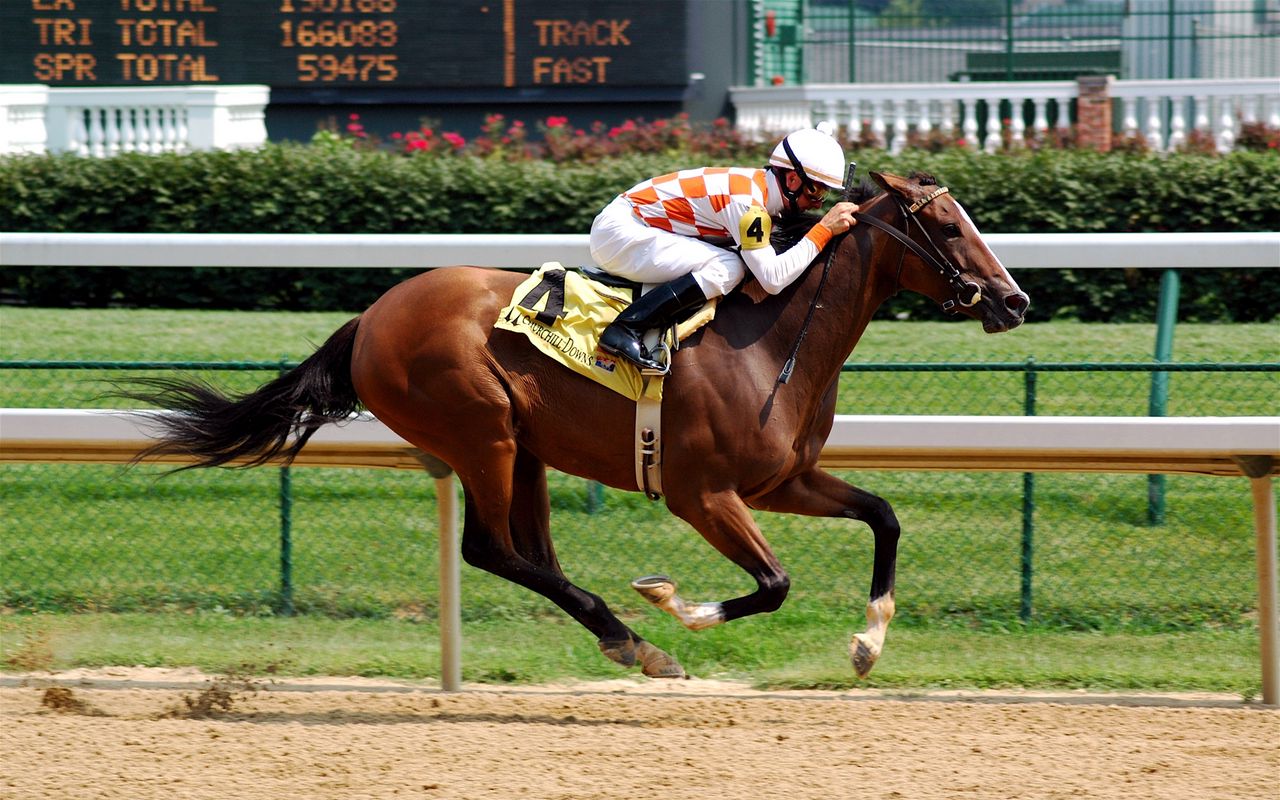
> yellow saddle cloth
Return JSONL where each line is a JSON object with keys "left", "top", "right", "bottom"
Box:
{"left": 495, "top": 263, "right": 716, "bottom": 401}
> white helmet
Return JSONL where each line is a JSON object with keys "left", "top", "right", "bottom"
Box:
{"left": 768, "top": 123, "right": 846, "bottom": 190}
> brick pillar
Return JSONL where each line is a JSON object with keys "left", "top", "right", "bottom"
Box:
{"left": 1076, "top": 75, "right": 1113, "bottom": 152}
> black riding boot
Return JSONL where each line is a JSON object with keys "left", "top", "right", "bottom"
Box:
{"left": 598, "top": 273, "right": 707, "bottom": 372}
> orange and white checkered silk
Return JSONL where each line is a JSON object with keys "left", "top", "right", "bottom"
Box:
{"left": 622, "top": 167, "right": 772, "bottom": 243}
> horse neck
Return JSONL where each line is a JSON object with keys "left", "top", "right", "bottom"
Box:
{"left": 764, "top": 196, "right": 902, "bottom": 397}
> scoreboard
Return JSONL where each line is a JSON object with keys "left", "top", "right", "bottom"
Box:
{"left": 1, "top": 0, "right": 688, "bottom": 90}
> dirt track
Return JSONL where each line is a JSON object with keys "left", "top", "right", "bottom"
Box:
{"left": 1, "top": 669, "right": 1276, "bottom": 800}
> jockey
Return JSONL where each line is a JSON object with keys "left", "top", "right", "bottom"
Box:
{"left": 590, "top": 123, "right": 860, "bottom": 372}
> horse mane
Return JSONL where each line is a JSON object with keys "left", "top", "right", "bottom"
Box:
{"left": 767, "top": 172, "right": 939, "bottom": 253}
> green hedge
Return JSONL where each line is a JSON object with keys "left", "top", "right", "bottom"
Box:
{"left": 2, "top": 146, "right": 1277, "bottom": 320}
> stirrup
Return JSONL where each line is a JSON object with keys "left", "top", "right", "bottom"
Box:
{"left": 640, "top": 341, "right": 672, "bottom": 376}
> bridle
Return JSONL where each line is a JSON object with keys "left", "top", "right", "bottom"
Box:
{"left": 852, "top": 186, "right": 983, "bottom": 312}
{"left": 776, "top": 181, "right": 983, "bottom": 386}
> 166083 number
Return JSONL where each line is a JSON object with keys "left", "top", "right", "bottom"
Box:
{"left": 296, "top": 53, "right": 398, "bottom": 82}
{"left": 281, "top": 19, "right": 397, "bottom": 47}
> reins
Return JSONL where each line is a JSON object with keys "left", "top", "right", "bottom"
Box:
{"left": 774, "top": 183, "right": 982, "bottom": 386}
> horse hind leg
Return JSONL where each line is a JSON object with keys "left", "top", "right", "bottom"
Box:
{"left": 469, "top": 446, "right": 685, "bottom": 679}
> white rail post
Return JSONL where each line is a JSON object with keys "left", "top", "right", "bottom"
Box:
{"left": 417, "top": 452, "right": 461, "bottom": 692}
{"left": 1236, "top": 456, "right": 1279, "bottom": 707}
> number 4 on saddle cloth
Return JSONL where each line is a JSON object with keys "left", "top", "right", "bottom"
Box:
{"left": 495, "top": 263, "right": 718, "bottom": 401}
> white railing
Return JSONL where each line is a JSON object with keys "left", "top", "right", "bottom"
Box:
{"left": 0, "top": 85, "right": 51, "bottom": 155}
{"left": 731, "top": 77, "right": 1280, "bottom": 154}
{"left": 0, "top": 85, "right": 269, "bottom": 156}
{"left": 1, "top": 231, "right": 1277, "bottom": 271}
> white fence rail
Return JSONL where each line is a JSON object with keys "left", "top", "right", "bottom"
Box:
{"left": 731, "top": 77, "right": 1280, "bottom": 154}
{"left": 0, "top": 85, "right": 269, "bottom": 156}
{"left": 1, "top": 409, "right": 1276, "bottom": 702}
{"left": 1, "top": 231, "right": 1278, "bottom": 270}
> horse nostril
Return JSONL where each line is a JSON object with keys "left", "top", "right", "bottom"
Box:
{"left": 1004, "top": 292, "right": 1030, "bottom": 317}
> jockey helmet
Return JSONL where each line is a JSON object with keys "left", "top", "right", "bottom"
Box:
{"left": 768, "top": 123, "right": 846, "bottom": 191}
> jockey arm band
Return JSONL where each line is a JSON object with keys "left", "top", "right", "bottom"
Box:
{"left": 804, "top": 223, "right": 833, "bottom": 251}
{"left": 736, "top": 206, "right": 772, "bottom": 251}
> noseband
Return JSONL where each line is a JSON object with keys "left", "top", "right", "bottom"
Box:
{"left": 852, "top": 187, "right": 983, "bottom": 312}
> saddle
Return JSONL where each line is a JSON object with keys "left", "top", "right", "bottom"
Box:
{"left": 495, "top": 262, "right": 718, "bottom": 500}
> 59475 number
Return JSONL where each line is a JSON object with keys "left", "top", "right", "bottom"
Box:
{"left": 297, "top": 54, "right": 398, "bottom": 82}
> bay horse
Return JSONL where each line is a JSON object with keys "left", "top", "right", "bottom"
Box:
{"left": 131, "top": 170, "right": 1029, "bottom": 679}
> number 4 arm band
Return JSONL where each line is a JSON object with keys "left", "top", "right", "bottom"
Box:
{"left": 738, "top": 206, "right": 771, "bottom": 251}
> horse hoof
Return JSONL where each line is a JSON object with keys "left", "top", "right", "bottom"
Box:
{"left": 636, "top": 641, "right": 687, "bottom": 679}
{"left": 849, "top": 633, "right": 879, "bottom": 678}
{"left": 598, "top": 638, "right": 637, "bottom": 668}
{"left": 631, "top": 574, "right": 677, "bottom": 604}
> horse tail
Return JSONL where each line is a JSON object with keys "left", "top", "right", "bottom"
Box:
{"left": 125, "top": 317, "right": 362, "bottom": 470}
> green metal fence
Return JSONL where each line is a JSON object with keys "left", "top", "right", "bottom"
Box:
{"left": 751, "top": 1, "right": 1279, "bottom": 85}
{"left": 2, "top": 359, "right": 1276, "bottom": 631}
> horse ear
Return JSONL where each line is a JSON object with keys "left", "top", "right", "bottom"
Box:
{"left": 869, "top": 170, "right": 908, "bottom": 198}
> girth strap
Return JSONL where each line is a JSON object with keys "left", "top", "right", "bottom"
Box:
{"left": 635, "top": 379, "right": 663, "bottom": 500}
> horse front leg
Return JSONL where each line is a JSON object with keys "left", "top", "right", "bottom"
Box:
{"left": 640, "top": 489, "right": 791, "bottom": 629}
{"left": 750, "top": 467, "right": 901, "bottom": 678}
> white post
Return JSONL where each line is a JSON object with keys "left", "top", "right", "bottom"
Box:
{"left": 962, "top": 99, "right": 979, "bottom": 149}
{"left": 1122, "top": 96, "right": 1139, "bottom": 141}
{"left": 1168, "top": 96, "right": 1186, "bottom": 150}
{"left": 1217, "top": 96, "right": 1236, "bottom": 153}
{"left": 1032, "top": 97, "right": 1048, "bottom": 141}
{"left": 890, "top": 99, "right": 907, "bottom": 155}
{"left": 984, "top": 96, "right": 1002, "bottom": 153}
{"left": 1145, "top": 95, "right": 1164, "bottom": 151}
{"left": 1250, "top": 474, "right": 1278, "bottom": 706}
{"left": 435, "top": 473, "right": 462, "bottom": 691}
{"left": 870, "top": 100, "right": 887, "bottom": 149}
{"left": 1193, "top": 95, "right": 1211, "bottom": 143}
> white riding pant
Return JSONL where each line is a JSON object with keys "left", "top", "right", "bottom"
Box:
{"left": 589, "top": 196, "right": 742, "bottom": 298}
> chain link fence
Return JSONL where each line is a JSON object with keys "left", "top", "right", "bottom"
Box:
{"left": 2, "top": 359, "right": 1275, "bottom": 632}
{"left": 753, "top": 1, "right": 1279, "bottom": 85}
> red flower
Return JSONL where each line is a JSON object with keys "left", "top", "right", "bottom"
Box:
{"left": 442, "top": 132, "right": 466, "bottom": 149}
{"left": 546, "top": 116, "right": 569, "bottom": 128}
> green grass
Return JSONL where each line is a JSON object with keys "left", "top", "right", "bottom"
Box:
{"left": 1, "top": 307, "right": 1276, "bottom": 690}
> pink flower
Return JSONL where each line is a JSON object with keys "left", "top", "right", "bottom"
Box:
{"left": 349, "top": 113, "right": 360, "bottom": 121}
{"left": 546, "top": 116, "right": 569, "bottom": 128}
{"left": 406, "top": 139, "right": 429, "bottom": 151}
{"left": 442, "top": 132, "right": 466, "bottom": 149}
{"left": 390, "top": 131, "right": 403, "bottom": 140}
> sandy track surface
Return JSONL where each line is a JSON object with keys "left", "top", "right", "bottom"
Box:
{"left": 1, "top": 669, "right": 1276, "bottom": 800}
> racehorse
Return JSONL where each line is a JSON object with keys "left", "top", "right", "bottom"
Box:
{"left": 130, "top": 170, "right": 1029, "bottom": 679}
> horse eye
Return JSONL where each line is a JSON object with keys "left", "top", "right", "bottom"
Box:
{"left": 941, "top": 223, "right": 962, "bottom": 239}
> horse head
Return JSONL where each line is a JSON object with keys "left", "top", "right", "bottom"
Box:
{"left": 867, "top": 171, "right": 1029, "bottom": 333}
